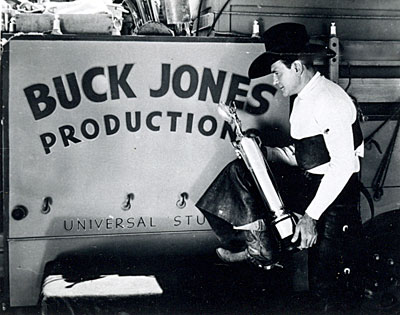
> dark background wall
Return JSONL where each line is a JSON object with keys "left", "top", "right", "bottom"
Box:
{"left": 208, "top": 0, "right": 400, "bottom": 40}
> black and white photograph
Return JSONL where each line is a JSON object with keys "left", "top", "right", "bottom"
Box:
{"left": 0, "top": 0, "right": 399, "bottom": 314}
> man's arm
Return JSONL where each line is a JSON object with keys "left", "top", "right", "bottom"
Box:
{"left": 305, "top": 114, "right": 356, "bottom": 220}
{"left": 293, "top": 99, "right": 358, "bottom": 248}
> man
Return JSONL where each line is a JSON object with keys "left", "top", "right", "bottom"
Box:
{"left": 196, "top": 23, "right": 364, "bottom": 311}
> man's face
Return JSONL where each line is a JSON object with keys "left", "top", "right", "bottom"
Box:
{"left": 271, "top": 60, "right": 300, "bottom": 97}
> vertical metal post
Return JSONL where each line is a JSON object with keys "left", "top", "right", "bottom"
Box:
{"left": 329, "top": 22, "right": 339, "bottom": 83}
{"left": 149, "top": 0, "right": 160, "bottom": 22}
{"left": 0, "top": 3, "right": 3, "bottom": 45}
{"left": 134, "top": 0, "right": 149, "bottom": 24}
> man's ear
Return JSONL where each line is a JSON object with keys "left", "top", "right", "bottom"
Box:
{"left": 292, "top": 61, "right": 303, "bottom": 75}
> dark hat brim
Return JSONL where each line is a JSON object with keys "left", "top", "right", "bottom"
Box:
{"left": 248, "top": 44, "right": 336, "bottom": 79}
{"left": 248, "top": 53, "right": 280, "bottom": 79}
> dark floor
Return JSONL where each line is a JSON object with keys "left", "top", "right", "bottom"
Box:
{"left": 3, "top": 210, "right": 400, "bottom": 314}
{"left": 2, "top": 251, "right": 398, "bottom": 315}
{"left": 5, "top": 254, "right": 295, "bottom": 315}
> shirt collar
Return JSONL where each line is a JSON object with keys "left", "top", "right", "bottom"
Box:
{"left": 297, "top": 71, "right": 321, "bottom": 100}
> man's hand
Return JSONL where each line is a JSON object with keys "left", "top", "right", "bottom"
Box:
{"left": 291, "top": 213, "right": 317, "bottom": 249}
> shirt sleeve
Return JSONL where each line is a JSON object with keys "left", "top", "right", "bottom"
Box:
{"left": 305, "top": 102, "right": 356, "bottom": 220}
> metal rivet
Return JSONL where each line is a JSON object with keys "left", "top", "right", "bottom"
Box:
{"left": 374, "top": 254, "right": 380, "bottom": 261}
{"left": 344, "top": 267, "right": 351, "bottom": 275}
{"left": 342, "top": 225, "right": 349, "bottom": 232}
{"left": 12, "top": 205, "right": 28, "bottom": 221}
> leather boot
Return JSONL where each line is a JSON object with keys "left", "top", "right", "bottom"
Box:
{"left": 216, "top": 248, "right": 247, "bottom": 263}
{"left": 215, "top": 227, "right": 278, "bottom": 270}
{"left": 244, "top": 228, "right": 277, "bottom": 269}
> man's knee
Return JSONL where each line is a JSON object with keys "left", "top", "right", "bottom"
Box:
{"left": 225, "top": 158, "right": 246, "bottom": 177}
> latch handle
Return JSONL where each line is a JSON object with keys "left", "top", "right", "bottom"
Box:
{"left": 41, "top": 197, "right": 53, "bottom": 214}
{"left": 176, "top": 192, "right": 189, "bottom": 209}
{"left": 121, "top": 193, "right": 135, "bottom": 211}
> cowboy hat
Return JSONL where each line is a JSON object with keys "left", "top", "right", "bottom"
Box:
{"left": 248, "top": 23, "right": 336, "bottom": 79}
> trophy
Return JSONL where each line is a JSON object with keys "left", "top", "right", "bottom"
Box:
{"left": 217, "top": 102, "right": 299, "bottom": 252}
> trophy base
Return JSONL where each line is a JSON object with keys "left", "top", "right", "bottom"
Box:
{"left": 271, "top": 213, "right": 299, "bottom": 252}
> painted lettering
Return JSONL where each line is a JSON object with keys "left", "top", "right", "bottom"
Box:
{"left": 198, "top": 68, "right": 226, "bottom": 103}
{"left": 172, "top": 64, "right": 198, "bottom": 98}
{"left": 81, "top": 118, "right": 100, "bottom": 140}
{"left": 197, "top": 215, "right": 206, "bottom": 225}
{"left": 174, "top": 216, "right": 181, "bottom": 226}
{"left": 116, "top": 218, "right": 124, "bottom": 229}
{"left": 126, "top": 111, "right": 141, "bottom": 132}
{"left": 62, "top": 217, "right": 156, "bottom": 232}
{"left": 226, "top": 74, "right": 250, "bottom": 110}
{"left": 64, "top": 220, "right": 73, "bottom": 231}
{"left": 24, "top": 64, "right": 136, "bottom": 120}
{"left": 186, "top": 113, "right": 194, "bottom": 133}
{"left": 108, "top": 64, "right": 136, "bottom": 99}
{"left": 167, "top": 111, "right": 182, "bottom": 132}
{"left": 41, "top": 110, "right": 239, "bottom": 154}
{"left": 53, "top": 73, "right": 81, "bottom": 109}
{"left": 247, "top": 84, "right": 277, "bottom": 115}
{"left": 198, "top": 115, "right": 217, "bottom": 136}
{"left": 146, "top": 111, "right": 162, "bottom": 131}
{"left": 40, "top": 132, "right": 57, "bottom": 154}
{"left": 95, "top": 219, "right": 103, "bottom": 229}
{"left": 173, "top": 215, "right": 207, "bottom": 227}
{"left": 126, "top": 217, "right": 135, "bottom": 228}
{"left": 104, "top": 114, "right": 120, "bottom": 136}
{"left": 24, "top": 84, "right": 57, "bottom": 120}
{"left": 77, "top": 219, "right": 86, "bottom": 231}
{"left": 106, "top": 218, "right": 113, "bottom": 229}
{"left": 220, "top": 121, "right": 235, "bottom": 141}
{"left": 185, "top": 215, "right": 193, "bottom": 225}
{"left": 150, "top": 63, "right": 170, "bottom": 97}
{"left": 150, "top": 64, "right": 253, "bottom": 108}
{"left": 137, "top": 217, "right": 146, "bottom": 227}
{"left": 82, "top": 67, "right": 107, "bottom": 103}
{"left": 59, "top": 125, "right": 82, "bottom": 147}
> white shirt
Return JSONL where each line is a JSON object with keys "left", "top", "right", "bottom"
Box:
{"left": 270, "top": 72, "right": 363, "bottom": 220}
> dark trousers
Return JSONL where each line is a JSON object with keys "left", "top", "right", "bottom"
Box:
{"left": 308, "top": 174, "right": 365, "bottom": 305}
{"left": 196, "top": 159, "right": 365, "bottom": 304}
